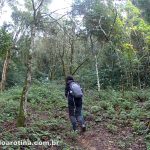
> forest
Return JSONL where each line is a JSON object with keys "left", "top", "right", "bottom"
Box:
{"left": 0, "top": 0, "right": 150, "bottom": 149}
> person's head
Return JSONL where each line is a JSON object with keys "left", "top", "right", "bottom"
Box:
{"left": 66, "top": 75, "right": 74, "bottom": 83}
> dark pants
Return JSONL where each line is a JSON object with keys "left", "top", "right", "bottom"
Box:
{"left": 68, "top": 95, "right": 84, "bottom": 130}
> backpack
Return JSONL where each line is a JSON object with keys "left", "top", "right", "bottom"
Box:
{"left": 70, "top": 82, "right": 83, "bottom": 98}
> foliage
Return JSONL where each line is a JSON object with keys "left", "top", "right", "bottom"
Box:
{"left": 0, "top": 82, "right": 149, "bottom": 148}
{"left": 0, "top": 0, "right": 150, "bottom": 148}
{"left": 0, "top": 28, "right": 12, "bottom": 57}
{"left": 132, "top": 0, "right": 150, "bottom": 23}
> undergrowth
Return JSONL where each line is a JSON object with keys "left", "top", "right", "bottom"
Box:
{"left": 0, "top": 81, "right": 150, "bottom": 149}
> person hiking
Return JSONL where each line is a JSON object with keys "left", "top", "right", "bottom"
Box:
{"left": 65, "top": 75, "right": 86, "bottom": 132}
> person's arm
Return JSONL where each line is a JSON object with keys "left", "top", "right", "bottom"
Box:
{"left": 65, "top": 83, "right": 69, "bottom": 98}
{"left": 80, "top": 83, "right": 83, "bottom": 94}
{"left": 81, "top": 88, "right": 84, "bottom": 94}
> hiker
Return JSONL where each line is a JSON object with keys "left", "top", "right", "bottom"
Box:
{"left": 65, "top": 75, "right": 86, "bottom": 132}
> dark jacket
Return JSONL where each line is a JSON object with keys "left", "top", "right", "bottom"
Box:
{"left": 65, "top": 79, "right": 74, "bottom": 98}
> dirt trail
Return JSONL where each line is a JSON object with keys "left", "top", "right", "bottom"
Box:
{"left": 77, "top": 127, "right": 120, "bottom": 150}
{"left": 76, "top": 125, "right": 146, "bottom": 150}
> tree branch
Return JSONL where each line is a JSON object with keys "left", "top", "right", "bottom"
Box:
{"left": 108, "top": 8, "right": 118, "bottom": 39}
{"left": 31, "top": 0, "right": 35, "bottom": 12}
{"left": 31, "top": 0, "right": 36, "bottom": 21}
{"left": 43, "top": 13, "right": 73, "bottom": 39}
{"left": 36, "top": 0, "right": 44, "bottom": 12}
{"left": 72, "top": 56, "right": 89, "bottom": 75}
{"left": 49, "top": 6, "right": 72, "bottom": 15}
{"left": 98, "top": 16, "right": 109, "bottom": 41}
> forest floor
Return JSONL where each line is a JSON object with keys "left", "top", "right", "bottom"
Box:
{"left": 77, "top": 125, "right": 146, "bottom": 150}
{"left": 0, "top": 112, "right": 147, "bottom": 150}
{"left": 0, "top": 82, "right": 150, "bottom": 150}
{"left": 0, "top": 114, "right": 147, "bottom": 150}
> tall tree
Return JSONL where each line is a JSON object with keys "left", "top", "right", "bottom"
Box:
{"left": 72, "top": 0, "right": 118, "bottom": 90}
{"left": 17, "top": 0, "right": 51, "bottom": 127}
{"left": 0, "top": 27, "right": 12, "bottom": 91}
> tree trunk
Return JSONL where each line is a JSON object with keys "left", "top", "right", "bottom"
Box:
{"left": 17, "top": 55, "right": 32, "bottom": 127}
{"left": 61, "top": 58, "right": 67, "bottom": 78}
{"left": 17, "top": 0, "right": 45, "bottom": 127}
{"left": 89, "top": 34, "right": 100, "bottom": 91}
{"left": 17, "top": 24, "right": 35, "bottom": 127}
{"left": 95, "top": 54, "right": 100, "bottom": 91}
{"left": 144, "top": 51, "right": 150, "bottom": 88}
{"left": 137, "top": 63, "right": 141, "bottom": 89}
{"left": 120, "top": 74, "right": 125, "bottom": 97}
{"left": 59, "top": 30, "right": 67, "bottom": 79}
{"left": 69, "top": 39, "right": 74, "bottom": 75}
{"left": 125, "top": 69, "right": 129, "bottom": 88}
{"left": 49, "top": 65, "right": 56, "bottom": 80}
{"left": 0, "top": 49, "right": 11, "bottom": 92}
{"left": 130, "top": 61, "right": 134, "bottom": 90}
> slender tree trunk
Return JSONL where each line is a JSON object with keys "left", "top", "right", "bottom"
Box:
{"left": 49, "top": 54, "right": 54, "bottom": 80}
{"left": 130, "top": 61, "right": 134, "bottom": 90}
{"left": 49, "top": 66, "right": 56, "bottom": 80}
{"left": 0, "top": 49, "right": 11, "bottom": 92}
{"left": 17, "top": 55, "right": 32, "bottom": 127}
{"left": 130, "top": 71, "right": 133, "bottom": 90}
{"left": 111, "top": 56, "right": 115, "bottom": 87}
{"left": 17, "top": 24, "right": 35, "bottom": 127}
{"left": 61, "top": 58, "right": 67, "bottom": 78}
{"left": 17, "top": 0, "right": 45, "bottom": 127}
{"left": 144, "top": 51, "right": 150, "bottom": 88}
{"left": 89, "top": 34, "right": 100, "bottom": 91}
{"left": 95, "top": 54, "right": 100, "bottom": 91}
{"left": 125, "top": 69, "right": 129, "bottom": 88}
{"left": 120, "top": 74, "right": 125, "bottom": 97}
{"left": 59, "top": 45, "right": 67, "bottom": 78}
{"left": 137, "top": 63, "right": 141, "bottom": 89}
{"left": 69, "top": 12, "right": 76, "bottom": 75}
{"left": 59, "top": 30, "right": 67, "bottom": 79}
{"left": 69, "top": 39, "right": 74, "bottom": 75}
